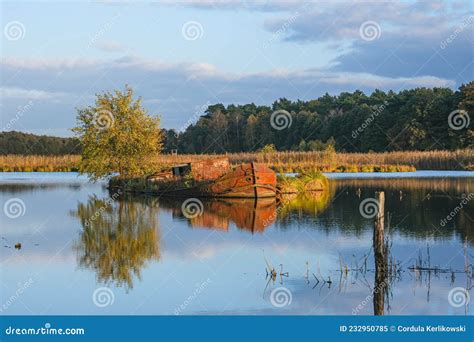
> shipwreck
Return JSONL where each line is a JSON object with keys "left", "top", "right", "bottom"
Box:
{"left": 109, "top": 157, "right": 328, "bottom": 198}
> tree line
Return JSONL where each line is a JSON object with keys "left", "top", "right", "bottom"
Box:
{"left": 0, "top": 131, "right": 81, "bottom": 155}
{"left": 1, "top": 83, "right": 472, "bottom": 156}
{"left": 164, "top": 82, "right": 473, "bottom": 153}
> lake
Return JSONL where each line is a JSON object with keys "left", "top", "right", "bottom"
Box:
{"left": 1, "top": 172, "right": 473, "bottom": 315}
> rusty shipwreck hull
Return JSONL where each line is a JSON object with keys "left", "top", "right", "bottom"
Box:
{"left": 203, "top": 162, "right": 277, "bottom": 198}
{"left": 160, "top": 162, "right": 277, "bottom": 198}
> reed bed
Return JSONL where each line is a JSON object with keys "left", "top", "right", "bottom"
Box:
{"left": 0, "top": 155, "right": 80, "bottom": 172}
{"left": 157, "top": 149, "right": 473, "bottom": 172}
{"left": 1, "top": 149, "right": 472, "bottom": 172}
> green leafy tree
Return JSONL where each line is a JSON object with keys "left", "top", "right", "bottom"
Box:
{"left": 458, "top": 81, "right": 474, "bottom": 147}
{"left": 72, "top": 86, "right": 163, "bottom": 180}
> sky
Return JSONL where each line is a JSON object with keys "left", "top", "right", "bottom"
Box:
{"left": 1, "top": 0, "right": 473, "bottom": 137}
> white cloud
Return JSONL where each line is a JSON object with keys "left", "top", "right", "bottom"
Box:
{"left": 93, "top": 40, "right": 126, "bottom": 52}
{"left": 316, "top": 73, "right": 456, "bottom": 89}
{"left": 0, "top": 86, "right": 69, "bottom": 100}
{"left": 1, "top": 58, "right": 101, "bottom": 70}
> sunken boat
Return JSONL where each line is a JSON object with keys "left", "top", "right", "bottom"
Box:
{"left": 112, "top": 157, "right": 278, "bottom": 198}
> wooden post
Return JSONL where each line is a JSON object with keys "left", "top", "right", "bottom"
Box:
{"left": 373, "top": 191, "right": 387, "bottom": 316}
{"left": 374, "top": 191, "right": 385, "bottom": 261}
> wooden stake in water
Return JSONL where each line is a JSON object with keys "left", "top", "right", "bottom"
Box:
{"left": 373, "top": 191, "right": 387, "bottom": 316}
{"left": 374, "top": 191, "right": 385, "bottom": 261}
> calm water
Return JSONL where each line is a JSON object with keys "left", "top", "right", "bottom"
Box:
{"left": 1, "top": 172, "right": 473, "bottom": 315}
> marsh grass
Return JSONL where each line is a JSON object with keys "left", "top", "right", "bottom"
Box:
{"left": 155, "top": 149, "right": 473, "bottom": 172}
{"left": 0, "top": 155, "right": 80, "bottom": 172}
{"left": 1, "top": 149, "right": 472, "bottom": 172}
{"left": 277, "top": 170, "right": 330, "bottom": 194}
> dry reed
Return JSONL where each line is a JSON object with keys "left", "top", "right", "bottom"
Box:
{"left": 1, "top": 149, "right": 472, "bottom": 172}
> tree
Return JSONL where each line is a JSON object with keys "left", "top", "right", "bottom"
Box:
{"left": 458, "top": 82, "right": 474, "bottom": 148}
{"left": 459, "top": 81, "right": 474, "bottom": 117}
{"left": 244, "top": 114, "right": 258, "bottom": 150}
{"left": 72, "top": 86, "right": 163, "bottom": 180}
{"left": 162, "top": 129, "right": 179, "bottom": 152}
{"left": 208, "top": 109, "right": 229, "bottom": 152}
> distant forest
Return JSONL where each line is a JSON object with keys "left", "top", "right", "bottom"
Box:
{"left": 1, "top": 83, "right": 472, "bottom": 155}
{"left": 165, "top": 83, "right": 473, "bottom": 153}
{"left": 0, "top": 131, "right": 81, "bottom": 155}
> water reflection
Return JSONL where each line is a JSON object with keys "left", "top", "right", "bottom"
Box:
{"left": 0, "top": 183, "right": 85, "bottom": 194}
{"left": 160, "top": 187, "right": 335, "bottom": 233}
{"left": 2, "top": 173, "right": 473, "bottom": 315}
{"left": 319, "top": 178, "right": 474, "bottom": 243}
{"left": 278, "top": 185, "right": 335, "bottom": 222}
{"left": 71, "top": 195, "right": 161, "bottom": 290}
{"left": 69, "top": 188, "right": 335, "bottom": 292}
{"left": 160, "top": 198, "right": 277, "bottom": 233}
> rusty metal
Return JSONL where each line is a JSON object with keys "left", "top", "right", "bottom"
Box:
{"left": 188, "top": 157, "right": 230, "bottom": 181}
{"left": 148, "top": 158, "right": 277, "bottom": 198}
{"left": 205, "top": 162, "right": 277, "bottom": 198}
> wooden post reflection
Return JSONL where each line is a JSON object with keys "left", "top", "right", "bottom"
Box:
{"left": 373, "top": 191, "right": 387, "bottom": 315}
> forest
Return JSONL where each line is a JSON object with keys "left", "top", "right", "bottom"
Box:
{"left": 1, "top": 83, "right": 472, "bottom": 156}
{"left": 165, "top": 83, "right": 473, "bottom": 153}
{"left": 0, "top": 131, "right": 81, "bottom": 155}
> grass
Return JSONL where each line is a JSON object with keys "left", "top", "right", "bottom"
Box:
{"left": 0, "top": 155, "right": 80, "bottom": 172}
{"left": 1, "top": 149, "right": 473, "bottom": 172}
{"left": 156, "top": 149, "right": 473, "bottom": 172}
{"left": 277, "top": 171, "right": 330, "bottom": 194}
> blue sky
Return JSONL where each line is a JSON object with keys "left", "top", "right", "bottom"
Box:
{"left": 1, "top": 0, "right": 473, "bottom": 136}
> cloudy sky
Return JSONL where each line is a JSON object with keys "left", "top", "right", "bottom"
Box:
{"left": 1, "top": 0, "right": 473, "bottom": 136}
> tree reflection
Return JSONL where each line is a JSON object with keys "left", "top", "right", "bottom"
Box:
{"left": 319, "top": 178, "right": 474, "bottom": 244}
{"left": 72, "top": 195, "right": 160, "bottom": 290}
